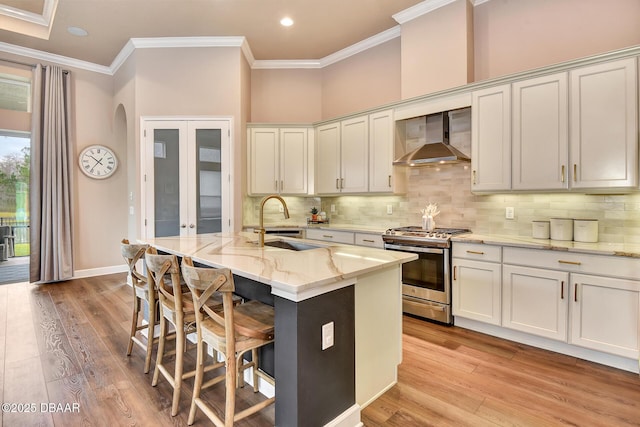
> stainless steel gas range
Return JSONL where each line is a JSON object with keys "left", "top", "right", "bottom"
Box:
{"left": 382, "top": 226, "right": 470, "bottom": 324}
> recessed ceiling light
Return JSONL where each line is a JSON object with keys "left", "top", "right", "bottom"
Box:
{"left": 280, "top": 17, "right": 293, "bottom": 27}
{"left": 67, "top": 26, "right": 88, "bottom": 36}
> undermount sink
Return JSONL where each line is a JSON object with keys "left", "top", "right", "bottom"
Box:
{"left": 264, "top": 239, "right": 324, "bottom": 251}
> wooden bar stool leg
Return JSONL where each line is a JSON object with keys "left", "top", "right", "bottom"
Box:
{"left": 127, "top": 295, "right": 140, "bottom": 356}
{"left": 152, "top": 315, "right": 167, "bottom": 386}
{"left": 144, "top": 298, "right": 157, "bottom": 374}
{"left": 171, "top": 330, "right": 185, "bottom": 416}
{"left": 251, "top": 349, "right": 259, "bottom": 392}
{"left": 225, "top": 355, "right": 237, "bottom": 427}
{"left": 188, "top": 339, "right": 205, "bottom": 426}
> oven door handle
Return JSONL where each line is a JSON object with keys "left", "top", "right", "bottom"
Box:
{"left": 384, "top": 243, "right": 445, "bottom": 255}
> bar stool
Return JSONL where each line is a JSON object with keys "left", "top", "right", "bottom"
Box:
{"left": 121, "top": 239, "right": 157, "bottom": 374}
{"left": 146, "top": 248, "right": 234, "bottom": 417}
{"left": 181, "top": 257, "right": 275, "bottom": 427}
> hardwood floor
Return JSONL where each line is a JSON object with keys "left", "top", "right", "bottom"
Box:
{"left": 1, "top": 273, "right": 639, "bottom": 426}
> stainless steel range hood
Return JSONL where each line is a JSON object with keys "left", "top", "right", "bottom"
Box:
{"left": 393, "top": 111, "right": 470, "bottom": 166}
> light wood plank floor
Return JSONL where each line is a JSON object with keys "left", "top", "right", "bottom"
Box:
{"left": 1, "top": 273, "right": 639, "bottom": 426}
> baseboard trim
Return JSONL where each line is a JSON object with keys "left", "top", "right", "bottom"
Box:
{"left": 73, "top": 264, "right": 128, "bottom": 279}
{"left": 324, "top": 404, "right": 362, "bottom": 427}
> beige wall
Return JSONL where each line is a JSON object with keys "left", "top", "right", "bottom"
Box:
{"left": 400, "top": 0, "right": 473, "bottom": 99}
{"left": 250, "top": 68, "right": 322, "bottom": 123}
{"left": 321, "top": 38, "right": 402, "bottom": 120}
{"left": 72, "top": 68, "right": 128, "bottom": 270}
{"left": 473, "top": 0, "right": 640, "bottom": 81}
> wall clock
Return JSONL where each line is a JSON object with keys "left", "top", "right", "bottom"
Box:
{"left": 78, "top": 145, "right": 118, "bottom": 179}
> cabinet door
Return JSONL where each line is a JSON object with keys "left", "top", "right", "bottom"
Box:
{"left": 369, "top": 110, "right": 394, "bottom": 193}
{"left": 249, "top": 128, "right": 279, "bottom": 195}
{"left": 316, "top": 122, "right": 341, "bottom": 194}
{"left": 502, "top": 265, "right": 569, "bottom": 341}
{"left": 341, "top": 116, "right": 369, "bottom": 193}
{"left": 452, "top": 259, "right": 502, "bottom": 325}
{"left": 569, "top": 57, "right": 638, "bottom": 189}
{"left": 512, "top": 73, "right": 569, "bottom": 190}
{"left": 280, "top": 128, "right": 308, "bottom": 194}
{"left": 570, "top": 274, "right": 639, "bottom": 359}
{"left": 471, "top": 85, "right": 511, "bottom": 192}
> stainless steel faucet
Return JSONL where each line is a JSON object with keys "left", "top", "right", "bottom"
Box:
{"left": 255, "top": 194, "right": 290, "bottom": 247}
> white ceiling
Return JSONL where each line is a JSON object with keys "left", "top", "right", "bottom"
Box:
{"left": 0, "top": 0, "right": 429, "bottom": 68}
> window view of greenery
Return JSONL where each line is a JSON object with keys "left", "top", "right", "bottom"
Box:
{"left": 0, "top": 134, "right": 30, "bottom": 257}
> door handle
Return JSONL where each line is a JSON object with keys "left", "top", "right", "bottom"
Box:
{"left": 181, "top": 224, "right": 187, "bottom": 228}
{"left": 574, "top": 283, "right": 578, "bottom": 302}
{"left": 453, "top": 266, "right": 457, "bottom": 280}
{"left": 189, "top": 224, "right": 195, "bottom": 229}
{"left": 561, "top": 281, "right": 564, "bottom": 299}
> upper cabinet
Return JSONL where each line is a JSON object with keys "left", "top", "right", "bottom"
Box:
{"left": 472, "top": 56, "right": 638, "bottom": 193}
{"left": 316, "top": 119, "right": 368, "bottom": 194}
{"left": 569, "top": 58, "right": 638, "bottom": 190}
{"left": 369, "top": 110, "right": 395, "bottom": 193}
{"left": 248, "top": 126, "right": 310, "bottom": 195}
{"left": 512, "top": 72, "right": 569, "bottom": 190}
{"left": 471, "top": 84, "right": 511, "bottom": 192}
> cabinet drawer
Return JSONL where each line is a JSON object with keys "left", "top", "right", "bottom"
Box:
{"left": 452, "top": 242, "right": 502, "bottom": 263}
{"left": 305, "top": 228, "right": 354, "bottom": 244}
{"left": 503, "top": 247, "right": 640, "bottom": 280}
{"left": 355, "top": 233, "right": 384, "bottom": 248}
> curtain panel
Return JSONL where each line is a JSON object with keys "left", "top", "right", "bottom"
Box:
{"left": 30, "top": 64, "right": 74, "bottom": 283}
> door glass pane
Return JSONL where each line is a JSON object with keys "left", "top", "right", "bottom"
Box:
{"left": 154, "top": 129, "right": 180, "bottom": 237}
{"left": 196, "top": 129, "right": 221, "bottom": 233}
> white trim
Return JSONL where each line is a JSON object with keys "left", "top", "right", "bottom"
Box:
{"left": 455, "top": 317, "right": 640, "bottom": 373}
{"left": 73, "top": 264, "right": 128, "bottom": 279}
{"left": 320, "top": 26, "right": 401, "bottom": 68}
{"left": 0, "top": 41, "right": 112, "bottom": 74}
{"left": 252, "top": 59, "right": 322, "bottom": 70}
{"left": 323, "top": 404, "right": 362, "bottom": 427}
{"left": 393, "top": 0, "right": 458, "bottom": 24}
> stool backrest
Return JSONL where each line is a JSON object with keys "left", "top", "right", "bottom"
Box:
{"left": 145, "top": 247, "right": 185, "bottom": 313}
{"left": 121, "top": 238, "right": 148, "bottom": 287}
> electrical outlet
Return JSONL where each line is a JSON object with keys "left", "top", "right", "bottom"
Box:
{"left": 330, "top": 204, "right": 336, "bottom": 213}
{"left": 322, "top": 322, "right": 334, "bottom": 350}
{"left": 505, "top": 207, "right": 515, "bottom": 219}
{"left": 278, "top": 205, "right": 284, "bottom": 213}
{"left": 387, "top": 205, "right": 393, "bottom": 215}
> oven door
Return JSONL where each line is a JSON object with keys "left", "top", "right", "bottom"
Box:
{"left": 384, "top": 243, "right": 450, "bottom": 304}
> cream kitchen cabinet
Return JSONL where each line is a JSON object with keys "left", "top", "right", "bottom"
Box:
{"left": 502, "top": 265, "right": 569, "bottom": 341}
{"left": 368, "top": 109, "right": 400, "bottom": 193}
{"left": 354, "top": 232, "right": 384, "bottom": 248}
{"left": 570, "top": 273, "right": 639, "bottom": 359}
{"left": 512, "top": 72, "right": 569, "bottom": 190}
{"left": 305, "top": 228, "right": 355, "bottom": 245}
{"left": 569, "top": 57, "right": 638, "bottom": 190}
{"left": 248, "top": 126, "right": 310, "bottom": 195}
{"left": 471, "top": 84, "right": 511, "bottom": 192}
{"left": 316, "top": 116, "right": 368, "bottom": 194}
{"left": 452, "top": 243, "right": 502, "bottom": 325}
{"left": 503, "top": 246, "right": 640, "bottom": 359}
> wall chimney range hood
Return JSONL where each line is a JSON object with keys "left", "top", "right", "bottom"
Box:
{"left": 393, "top": 111, "right": 470, "bottom": 166}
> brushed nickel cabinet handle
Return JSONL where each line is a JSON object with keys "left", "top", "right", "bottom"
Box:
{"left": 467, "top": 250, "right": 484, "bottom": 255}
{"left": 573, "top": 164, "right": 577, "bottom": 182}
{"left": 336, "top": 178, "right": 339, "bottom": 189}
{"left": 275, "top": 180, "right": 278, "bottom": 191}
{"left": 558, "top": 260, "right": 582, "bottom": 265}
{"left": 363, "top": 239, "right": 375, "bottom": 243}
{"left": 574, "top": 283, "right": 578, "bottom": 302}
{"left": 472, "top": 170, "right": 477, "bottom": 185}
{"left": 561, "top": 165, "right": 565, "bottom": 183}
{"left": 341, "top": 178, "right": 344, "bottom": 189}
{"left": 388, "top": 175, "right": 392, "bottom": 187}
{"left": 323, "top": 234, "right": 334, "bottom": 238}
{"left": 561, "top": 281, "right": 565, "bottom": 299}
{"left": 453, "top": 266, "right": 457, "bottom": 280}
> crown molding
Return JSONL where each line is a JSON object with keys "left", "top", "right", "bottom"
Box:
{"left": 393, "top": 0, "right": 458, "bottom": 24}
{"left": 0, "top": 0, "right": 58, "bottom": 39}
{"left": 0, "top": 41, "right": 112, "bottom": 74}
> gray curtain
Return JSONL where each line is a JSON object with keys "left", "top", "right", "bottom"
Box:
{"left": 30, "top": 64, "right": 74, "bottom": 283}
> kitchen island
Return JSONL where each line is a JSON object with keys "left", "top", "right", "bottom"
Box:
{"left": 141, "top": 232, "right": 417, "bottom": 427}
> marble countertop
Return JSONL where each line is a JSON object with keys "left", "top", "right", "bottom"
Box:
{"left": 453, "top": 233, "right": 640, "bottom": 258}
{"left": 243, "top": 223, "right": 389, "bottom": 234}
{"left": 141, "top": 232, "right": 416, "bottom": 301}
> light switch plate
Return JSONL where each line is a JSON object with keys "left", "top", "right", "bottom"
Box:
{"left": 506, "top": 207, "right": 515, "bottom": 219}
{"left": 322, "top": 321, "right": 334, "bottom": 350}
{"left": 387, "top": 205, "right": 393, "bottom": 215}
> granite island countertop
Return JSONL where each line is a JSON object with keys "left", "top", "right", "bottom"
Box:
{"left": 453, "top": 233, "right": 640, "bottom": 258}
{"left": 141, "top": 232, "right": 416, "bottom": 301}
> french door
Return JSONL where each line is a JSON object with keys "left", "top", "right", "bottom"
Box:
{"left": 142, "top": 119, "right": 231, "bottom": 238}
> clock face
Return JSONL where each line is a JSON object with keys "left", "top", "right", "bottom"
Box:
{"left": 79, "top": 145, "right": 118, "bottom": 179}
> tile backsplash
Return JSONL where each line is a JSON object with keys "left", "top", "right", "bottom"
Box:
{"left": 243, "top": 162, "right": 640, "bottom": 244}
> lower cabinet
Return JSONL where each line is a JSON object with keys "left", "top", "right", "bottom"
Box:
{"left": 570, "top": 273, "right": 640, "bottom": 359}
{"left": 452, "top": 243, "right": 502, "bottom": 325}
{"left": 304, "top": 228, "right": 355, "bottom": 245}
{"left": 502, "top": 265, "right": 569, "bottom": 341}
